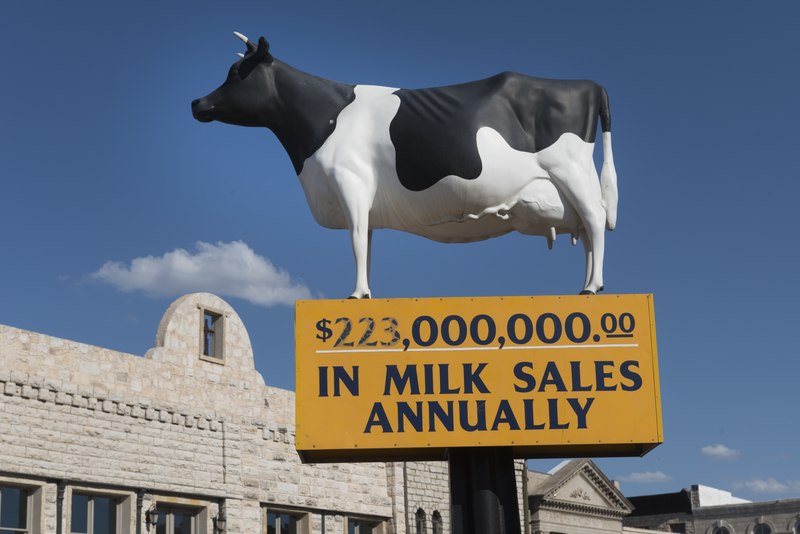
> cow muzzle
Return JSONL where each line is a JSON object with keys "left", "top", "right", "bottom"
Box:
{"left": 191, "top": 98, "right": 215, "bottom": 123}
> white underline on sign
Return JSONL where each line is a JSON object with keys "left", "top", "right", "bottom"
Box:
{"left": 315, "top": 343, "right": 638, "bottom": 354}
{"left": 503, "top": 343, "right": 639, "bottom": 350}
{"left": 315, "top": 348, "right": 407, "bottom": 354}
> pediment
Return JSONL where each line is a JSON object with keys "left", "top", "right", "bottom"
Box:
{"left": 530, "top": 459, "right": 633, "bottom": 517}
{"left": 552, "top": 473, "right": 617, "bottom": 508}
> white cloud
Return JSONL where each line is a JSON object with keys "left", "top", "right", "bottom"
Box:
{"left": 619, "top": 471, "right": 672, "bottom": 483}
{"left": 733, "top": 478, "right": 788, "bottom": 494}
{"left": 92, "top": 240, "right": 311, "bottom": 307}
{"left": 701, "top": 444, "right": 740, "bottom": 460}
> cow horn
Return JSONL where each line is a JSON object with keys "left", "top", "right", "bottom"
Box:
{"left": 233, "top": 31, "right": 257, "bottom": 53}
{"left": 237, "top": 53, "right": 245, "bottom": 59}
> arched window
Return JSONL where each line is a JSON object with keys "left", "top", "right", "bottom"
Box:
{"left": 432, "top": 511, "right": 443, "bottom": 534}
{"left": 415, "top": 508, "right": 427, "bottom": 534}
{"left": 794, "top": 519, "right": 800, "bottom": 534}
{"left": 753, "top": 524, "right": 772, "bottom": 534}
{"left": 710, "top": 519, "right": 737, "bottom": 534}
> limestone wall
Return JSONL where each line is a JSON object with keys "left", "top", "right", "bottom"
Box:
{"left": 405, "top": 460, "right": 450, "bottom": 531}
{"left": 0, "top": 292, "right": 531, "bottom": 534}
{"left": 0, "top": 293, "right": 395, "bottom": 533}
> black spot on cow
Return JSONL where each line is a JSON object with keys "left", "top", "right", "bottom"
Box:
{"left": 389, "top": 72, "right": 610, "bottom": 192}
{"left": 265, "top": 63, "right": 356, "bottom": 175}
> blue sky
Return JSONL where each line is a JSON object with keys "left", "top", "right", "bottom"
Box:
{"left": 2, "top": 0, "right": 799, "bottom": 501}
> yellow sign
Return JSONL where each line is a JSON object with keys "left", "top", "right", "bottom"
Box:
{"left": 295, "top": 294, "right": 662, "bottom": 463}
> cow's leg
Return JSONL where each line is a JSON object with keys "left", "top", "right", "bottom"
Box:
{"left": 579, "top": 228, "right": 592, "bottom": 291}
{"left": 546, "top": 163, "right": 606, "bottom": 294}
{"left": 347, "top": 210, "right": 371, "bottom": 299}
{"left": 335, "top": 173, "right": 373, "bottom": 299}
{"left": 367, "top": 229, "right": 373, "bottom": 288}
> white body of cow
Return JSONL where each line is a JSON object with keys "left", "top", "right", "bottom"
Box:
{"left": 298, "top": 85, "right": 614, "bottom": 298}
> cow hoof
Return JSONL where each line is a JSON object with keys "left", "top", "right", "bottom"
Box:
{"left": 579, "top": 290, "right": 596, "bottom": 295}
{"left": 347, "top": 293, "right": 371, "bottom": 299}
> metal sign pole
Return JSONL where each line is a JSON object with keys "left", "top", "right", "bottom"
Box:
{"left": 449, "top": 447, "right": 521, "bottom": 534}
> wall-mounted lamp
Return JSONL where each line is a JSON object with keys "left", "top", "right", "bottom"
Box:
{"left": 212, "top": 512, "right": 227, "bottom": 534}
{"left": 145, "top": 505, "right": 158, "bottom": 532}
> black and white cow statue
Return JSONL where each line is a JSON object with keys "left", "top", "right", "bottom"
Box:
{"left": 192, "top": 33, "right": 618, "bottom": 298}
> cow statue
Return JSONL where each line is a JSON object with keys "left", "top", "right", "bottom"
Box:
{"left": 192, "top": 33, "right": 618, "bottom": 298}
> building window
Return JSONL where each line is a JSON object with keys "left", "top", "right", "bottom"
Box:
{"left": 347, "top": 518, "right": 376, "bottom": 534}
{"left": 201, "top": 309, "right": 224, "bottom": 360}
{"left": 154, "top": 507, "right": 200, "bottom": 534}
{"left": 261, "top": 507, "right": 310, "bottom": 534}
{"left": 753, "top": 524, "right": 772, "bottom": 534}
{"left": 70, "top": 494, "right": 118, "bottom": 534}
{"left": 713, "top": 527, "right": 732, "bottom": 534}
{"left": 265, "top": 510, "right": 307, "bottom": 534}
{"left": 415, "top": 509, "right": 426, "bottom": 534}
{"left": 431, "top": 511, "right": 442, "bottom": 534}
{"left": 0, "top": 486, "right": 29, "bottom": 533}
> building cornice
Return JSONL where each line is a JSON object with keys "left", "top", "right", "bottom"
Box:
{"left": 1, "top": 375, "right": 223, "bottom": 432}
{"left": 539, "top": 499, "right": 630, "bottom": 519}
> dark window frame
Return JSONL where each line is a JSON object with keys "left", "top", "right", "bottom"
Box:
{"left": 347, "top": 517, "right": 383, "bottom": 534}
{"left": 0, "top": 485, "right": 30, "bottom": 533}
{"left": 431, "top": 511, "right": 443, "bottom": 534}
{"left": 70, "top": 492, "right": 121, "bottom": 534}
{"left": 199, "top": 307, "right": 225, "bottom": 363}
{"left": 154, "top": 504, "right": 202, "bottom": 534}
{"left": 415, "top": 509, "right": 426, "bottom": 534}
{"left": 261, "top": 506, "right": 309, "bottom": 534}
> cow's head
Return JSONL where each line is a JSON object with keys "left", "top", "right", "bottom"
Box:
{"left": 192, "top": 33, "right": 275, "bottom": 127}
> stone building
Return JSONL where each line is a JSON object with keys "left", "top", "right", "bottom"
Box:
{"left": 6, "top": 291, "right": 758, "bottom": 534}
{"left": 526, "top": 458, "right": 636, "bottom": 534}
{"left": 0, "top": 292, "right": 525, "bottom": 534}
{"left": 625, "top": 485, "right": 800, "bottom": 534}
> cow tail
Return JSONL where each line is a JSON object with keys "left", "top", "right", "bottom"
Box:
{"left": 598, "top": 85, "right": 618, "bottom": 231}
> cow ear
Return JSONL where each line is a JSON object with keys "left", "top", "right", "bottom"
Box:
{"left": 256, "top": 37, "right": 273, "bottom": 64}
{"left": 238, "top": 37, "right": 273, "bottom": 79}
